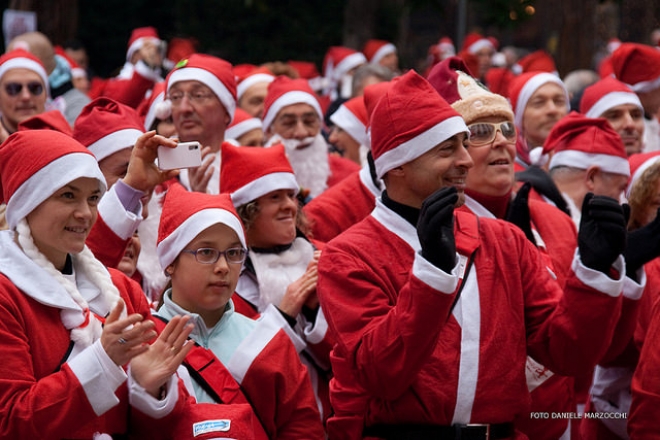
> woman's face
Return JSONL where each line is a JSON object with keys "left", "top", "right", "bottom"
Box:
{"left": 168, "top": 223, "right": 243, "bottom": 327}
{"left": 26, "top": 177, "right": 102, "bottom": 270}
{"left": 247, "top": 189, "right": 298, "bottom": 248}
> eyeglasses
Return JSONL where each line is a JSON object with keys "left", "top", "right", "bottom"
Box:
{"left": 467, "top": 121, "right": 516, "bottom": 146}
{"left": 182, "top": 247, "right": 247, "bottom": 265}
{"left": 4, "top": 81, "right": 44, "bottom": 97}
{"left": 169, "top": 90, "right": 215, "bottom": 106}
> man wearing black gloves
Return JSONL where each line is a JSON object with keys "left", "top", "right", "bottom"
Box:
{"left": 316, "top": 70, "right": 633, "bottom": 440}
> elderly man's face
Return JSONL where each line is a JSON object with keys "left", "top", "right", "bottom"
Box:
{"left": 268, "top": 103, "right": 320, "bottom": 141}
{"left": 170, "top": 80, "right": 229, "bottom": 146}
{"left": 0, "top": 69, "right": 47, "bottom": 133}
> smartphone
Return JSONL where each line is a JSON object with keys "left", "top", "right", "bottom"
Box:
{"left": 157, "top": 141, "right": 202, "bottom": 170}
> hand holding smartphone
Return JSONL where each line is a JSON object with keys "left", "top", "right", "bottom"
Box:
{"left": 157, "top": 141, "right": 202, "bottom": 170}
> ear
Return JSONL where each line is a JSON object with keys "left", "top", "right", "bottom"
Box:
{"left": 165, "top": 264, "right": 175, "bottom": 277}
{"left": 387, "top": 166, "right": 405, "bottom": 178}
{"left": 584, "top": 166, "right": 599, "bottom": 191}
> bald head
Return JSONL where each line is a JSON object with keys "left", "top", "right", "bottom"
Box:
{"left": 7, "top": 32, "right": 56, "bottom": 74}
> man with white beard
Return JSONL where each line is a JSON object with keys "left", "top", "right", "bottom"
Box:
{"left": 262, "top": 76, "right": 360, "bottom": 200}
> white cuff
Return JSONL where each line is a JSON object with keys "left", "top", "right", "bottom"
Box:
{"left": 68, "top": 339, "right": 126, "bottom": 416}
{"left": 412, "top": 252, "right": 460, "bottom": 294}
{"left": 259, "top": 304, "right": 306, "bottom": 353}
{"left": 98, "top": 185, "right": 143, "bottom": 240}
{"left": 303, "top": 306, "right": 329, "bottom": 345}
{"left": 127, "top": 366, "right": 179, "bottom": 419}
{"left": 134, "top": 60, "right": 162, "bottom": 82}
{"left": 573, "top": 250, "right": 625, "bottom": 298}
{"left": 622, "top": 267, "right": 646, "bottom": 300}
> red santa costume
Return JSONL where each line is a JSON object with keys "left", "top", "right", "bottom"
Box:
{"left": 262, "top": 75, "right": 360, "bottom": 200}
{"left": 322, "top": 46, "right": 367, "bottom": 101}
{"left": 72, "top": 97, "right": 147, "bottom": 269}
{"left": 154, "top": 184, "right": 324, "bottom": 439}
{"left": 89, "top": 27, "right": 163, "bottom": 108}
{"left": 0, "top": 130, "right": 186, "bottom": 439}
{"left": 219, "top": 142, "right": 334, "bottom": 421}
{"left": 317, "top": 70, "right": 628, "bottom": 439}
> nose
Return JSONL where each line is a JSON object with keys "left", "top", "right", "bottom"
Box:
{"left": 18, "top": 85, "right": 33, "bottom": 100}
{"left": 328, "top": 127, "right": 339, "bottom": 144}
{"left": 621, "top": 111, "right": 635, "bottom": 129}
{"left": 292, "top": 119, "right": 310, "bottom": 140}
{"left": 213, "top": 253, "right": 230, "bottom": 273}
{"left": 457, "top": 144, "right": 475, "bottom": 169}
{"left": 74, "top": 200, "right": 94, "bottom": 220}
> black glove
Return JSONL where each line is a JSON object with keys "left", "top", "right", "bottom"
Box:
{"left": 624, "top": 207, "right": 660, "bottom": 276}
{"left": 578, "top": 193, "right": 628, "bottom": 273}
{"left": 515, "top": 165, "right": 571, "bottom": 217}
{"left": 506, "top": 181, "right": 536, "bottom": 244}
{"left": 417, "top": 186, "right": 458, "bottom": 272}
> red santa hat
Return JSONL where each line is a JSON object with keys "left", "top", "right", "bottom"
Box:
{"left": 17, "top": 110, "right": 73, "bottom": 136}
{"left": 627, "top": 151, "right": 660, "bottom": 197}
{"left": 126, "top": 26, "right": 161, "bottom": 62}
{"left": 580, "top": 76, "right": 642, "bottom": 118}
{"left": 54, "top": 45, "right": 86, "bottom": 79}
{"left": 0, "top": 130, "right": 106, "bottom": 229}
{"left": 287, "top": 60, "right": 327, "bottom": 93}
{"left": 611, "top": 43, "right": 660, "bottom": 93}
{"left": 512, "top": 50, "right": 557, "bottom": 75}
{"left": 225, "top": 108, "right": 262, "bottom": 141}
{"left": 165, "top": 53, "right": 237, "bottom": 122}
{"left": 364, "top": 81, "right": 392, "bottom": 122}
{"left": 219, "top": 142, "right": 299, "bottom": 206}
{"left": 137, "top": 81, "right": 169, "bottom": 131}
{"left": 546, "top": 112, "right": 630, "bottom": 176}
{"left": 165, "top": 37, "right": 197, "bottom": 68}
{"left": 428, "top": 57, "right": 513, "bottom": 125}
{"left": 607, "top": 38, "right": 622, "bottom": 54}
{"left": 462, "top": 32, "right": 495, "bottom": 54}
{"left": 363, "top": 39, "right": 397, "bottom": 65}
{"left": 322, "top": 46, "right": 367, "bottom": 82}
{"left": 0, "top": 48, "right": 49, "bottom": 94}
{"left": 236, "top": 68, "right": 275, "bottom": 101}
{"left": 157, "top": 183, "right": 246, "bottom": 270}
{"left": 73, "top": 97, "right": 145, "bottom": 162}
{"left": 261, "top": 76, "right": 323, "bottom": 131}
{"left": 509, "top": 71, "right": 569, "bottom": 129}
{"left": 329, "top": 95, "right": 369, "bottom": 146}
{"left": 370, "top": 70, "right": 467, "bottom": 178}
{"left": 438, "top": 37, "right": 456, "bottom": 59}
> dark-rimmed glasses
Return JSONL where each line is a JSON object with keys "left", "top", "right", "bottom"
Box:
{"left": 467, "top": 121, "right": 516, "bottom": 146}
{"left": 4, "top": 81, "right": 44, "bottom": 97}
{"left": 182, "top": 247, "right": 247, "bottom": 265}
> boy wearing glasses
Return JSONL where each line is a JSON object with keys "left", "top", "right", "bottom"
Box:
{"left": 429, "top": 58, "right": 586, "bottom": 440}
{"left": 155, "top": 184, "right": 324, "bottom": 439}
{"left": 317, "top": 69, "right": 633, "bottom": 439}
{"left": 0, "top": 48, "right": 48, "bottom": 139}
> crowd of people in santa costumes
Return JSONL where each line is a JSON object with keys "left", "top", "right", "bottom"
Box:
{"left": 4, "top": 19, "right": 660, "bottom": 439}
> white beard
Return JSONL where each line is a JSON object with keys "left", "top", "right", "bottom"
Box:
{"left": 248, "top": 237, "right": 315, "bottom": 312}
{"left": 136, "top": 190, "right": 169, "bottom": 306}
{"left": 266, "top": 133, "right": 330, "bottom": 198}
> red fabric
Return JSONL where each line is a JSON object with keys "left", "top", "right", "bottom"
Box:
{"left": 318, "top": 206, "right": 622, "bottom": 437}
{"left": 219, "top": 143, "right": 294, "bottom": 195}
{"left": 17, "top": 110, "right": 73, "bottom": 135}
{"left": 86, "top": 211, "right": 131, "bottom": 269}
{"left": 327, "top": 154, "right": 361, "bottom": 189}
{"left": 73, "top": 96, "right": 144, "bottom": 148}
{"left": 91, "top": 71, "right": 156, "bottom": 109}
{"left": 0, "top": 268, "right": 185, "bottom": 439}
{"left": 303, "top": 170, "right": 377, "bottom": 243}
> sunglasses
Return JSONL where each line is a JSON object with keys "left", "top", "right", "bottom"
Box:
{"left": 4, "top": 81, "right": 44, "bottom": 97}
{"left": 467, "top": 121, "right": 516, "bottom": 146}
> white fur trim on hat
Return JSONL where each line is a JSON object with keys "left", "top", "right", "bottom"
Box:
{"left": 230, "top": 172, "right": 300, "bottom": 207}
{"left": 330, "top": 105, "right": 368, "bottom": 146}
{"left": 585, "top": 91, "right": 642, "bottom": 118}
{"left": 370, "top": 43, "right": 396, "bottom": 65}
{"left": 225, "top": 118, "right": 262, "bottom": 141}
{"left": 627, "top": 156, "right": 660, "bottom": 198}
{"left": 467, "top": 39, "right": 494, "bottom": 55}
{"left": 374, "top": 116, "right": 468, "bottom": 178}
{"left": 514, "top": 73, "right": 568, "bottom": 129}
{"left": 157, "top": 208, "right": 247, "bottom": 269}
{"left": 549, "top": 151, "right": 630, "bottom": 176}
{"left": 126, "top": 36, "right": 161, "bottom": 62}
{"left": 6, "top": 154, "right": 107, "bottom": 230}
{"left": 332, "top": 52, "right": 367, "bottom": 81}
{"left": 168, "top": 67, "right": 236, "bottom": 122}
{"left": 262, "top": 90, "right": 323, "bottom": 132}
{"left": 87, "top": 128, "right": 143, "bottom": 162}
{"left": 627, "top": 75, "right": 660, "bottom": 93}
{"left": 237, "top": 73, "right": 275, "bottom": 100}
{"left": 0, "top": 57, "right": 49, "bottom": 94}
{"left": 144, "top": 91, "right": 167, "bottom": 130}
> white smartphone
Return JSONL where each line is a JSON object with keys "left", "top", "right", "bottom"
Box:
{"left": 157, "top": 141, "right": 202, "bottom": 170}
